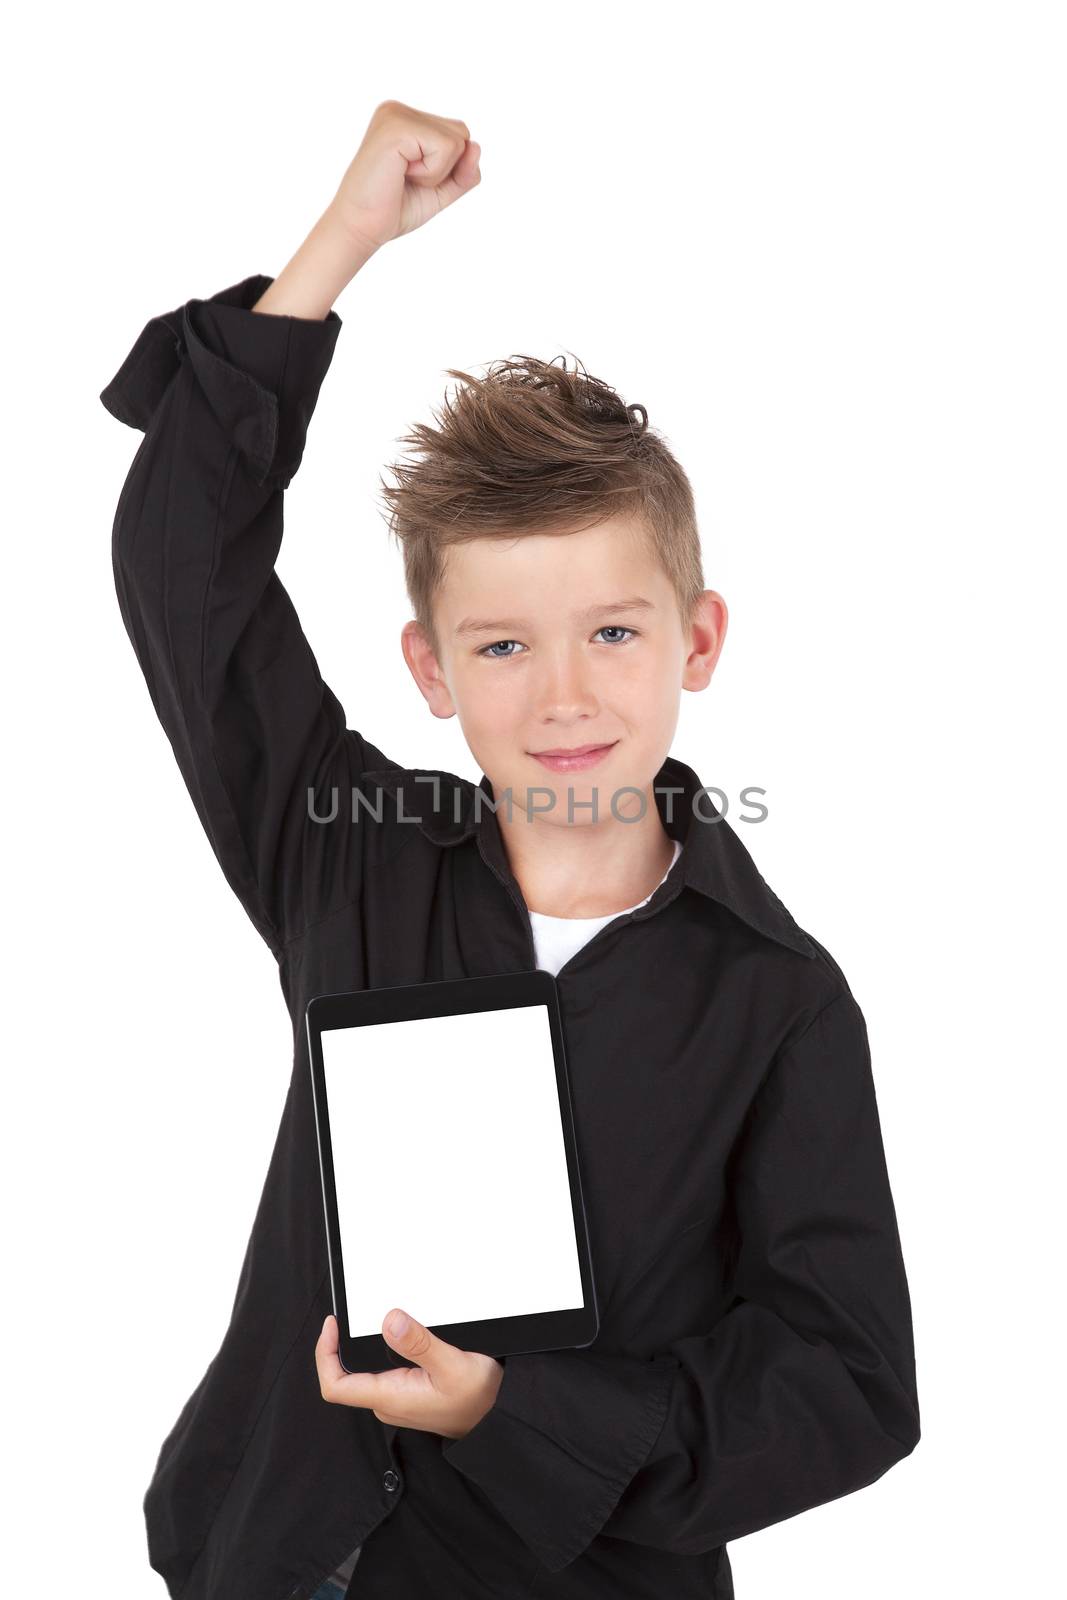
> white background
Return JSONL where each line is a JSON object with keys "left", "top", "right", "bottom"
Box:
{"left": 4, "top": 1, "right": 1063, "bottom": 1594}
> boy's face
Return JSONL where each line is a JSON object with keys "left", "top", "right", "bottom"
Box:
{"left": 401, "top": 514, "right": 726, "bottom": 830}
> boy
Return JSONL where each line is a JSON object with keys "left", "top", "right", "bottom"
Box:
{"left": 101, "top": 101, "right": 919, "bottom": 1600}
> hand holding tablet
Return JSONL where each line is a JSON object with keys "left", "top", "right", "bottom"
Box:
{"left": 305, "top": 970, "right": 599, "bottom": 1376}
{"left": 313, "top": 1305, "right": 506, "bottom": 1439}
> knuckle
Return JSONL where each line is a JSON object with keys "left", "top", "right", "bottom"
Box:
{"left": 373, "top": 99, "right": 406, "bottom": 130}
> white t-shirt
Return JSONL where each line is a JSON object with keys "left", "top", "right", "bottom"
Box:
{"left": 530, "top": 838, "right": 682, "bottom": 977}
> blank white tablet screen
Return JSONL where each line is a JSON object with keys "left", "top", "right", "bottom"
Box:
{"left": 321, "top": 1003, "right": 586, "bottom": 1339}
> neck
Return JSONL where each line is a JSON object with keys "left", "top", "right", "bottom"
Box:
{"left": 496, "top": 782, "right": 677, "bottom": 918}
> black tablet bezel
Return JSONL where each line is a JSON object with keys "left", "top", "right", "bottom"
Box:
{"left": 305, "top": 969, "right": 600, "bottom": 1374}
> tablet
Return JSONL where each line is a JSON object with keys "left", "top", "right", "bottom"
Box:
{"left": 305, "top": 969, "right": 600, "bottom": 1374}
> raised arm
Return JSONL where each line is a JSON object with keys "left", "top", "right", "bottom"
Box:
{"left": 100, "top": 102, "right": 482, "bottom": 960}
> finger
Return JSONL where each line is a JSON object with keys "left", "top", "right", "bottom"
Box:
{"left": 398, "top": 130, "right": 468, "bottom": 185}
{"left": 381, "top": 1308, "right": 468, "bottom": 1383}
{"left": 315, "top": 1314, "right": 388, "bottom": 1410}
{"left": 433, "top": 142, "right": 482, "bottom": 211}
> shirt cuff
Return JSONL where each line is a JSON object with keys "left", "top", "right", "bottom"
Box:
{"left": 99, "top": 272, "right": 342, "bottom": 489}
{"left": 442, "top": 1346, "right": 678, "bottom": 1572}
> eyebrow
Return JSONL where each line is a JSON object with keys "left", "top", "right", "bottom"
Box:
{"left": 454, "top": 596, "right": 657, "bottom": 638}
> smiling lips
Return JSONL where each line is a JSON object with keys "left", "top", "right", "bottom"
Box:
{"left": 530, "top": 742, "right": 618, "bottom": 772}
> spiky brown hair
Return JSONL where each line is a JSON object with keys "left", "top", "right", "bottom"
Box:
{"left": 378, "top": 353, "right": 705, "bottom": 662}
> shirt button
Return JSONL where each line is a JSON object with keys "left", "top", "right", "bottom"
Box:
{"left": 382, "top": 1469, "right": 400, "bottom": 1493}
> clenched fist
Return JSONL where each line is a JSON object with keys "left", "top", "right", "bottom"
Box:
{"left": 331, "top": 98, "right": 482, "bottom": 255}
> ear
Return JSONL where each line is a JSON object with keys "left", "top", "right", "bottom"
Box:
{"left": 401, "top": 620, "right": 457, "bottom": 719}
{"left": 682, "top": 591, "right": 728, "bottom": 692}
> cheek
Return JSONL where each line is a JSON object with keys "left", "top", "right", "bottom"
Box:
{"left": 605, "top": 651, "right": 680, "bottom": 730}
{"left": 453, "top": 664, "right": 526, "bottom": 731}
{"left": 606, "top": 649, "right": 667, "bottom": 700}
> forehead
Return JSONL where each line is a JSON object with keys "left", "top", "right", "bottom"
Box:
{"left": 435, "top": 514, "right": 668, "bottom": 623}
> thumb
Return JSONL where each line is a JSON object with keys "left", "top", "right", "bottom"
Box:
{"left": 382, "top": 1308, "right": 462, "bottom": 1380}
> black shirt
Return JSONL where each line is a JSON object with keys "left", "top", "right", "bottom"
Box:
{"left": 100, "top": 272, "right": 920, "bottom": 1600}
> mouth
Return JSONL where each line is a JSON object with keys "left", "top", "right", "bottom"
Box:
{"left": 528, "top": 741, "right": 618, "bottom": 772}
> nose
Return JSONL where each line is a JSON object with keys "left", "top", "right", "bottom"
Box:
{"left": 533, "top": 642, "right": 600, "bottom": 725}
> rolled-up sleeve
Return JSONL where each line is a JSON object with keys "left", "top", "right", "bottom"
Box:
{"left": 444, "top": 987, "right": 920, "bottom": 1572}
{"left": 99, "top": 272, "right": 333, "bottom": 489}
{"left": 101, "top": 274, "right": 398, "bottom": 958}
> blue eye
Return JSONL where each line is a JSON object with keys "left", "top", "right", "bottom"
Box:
{"left": 480, "top": 639, "right": 525, "bottom": 658}
{"left": 596, "top": 626, "right": 635, "bottom": 645}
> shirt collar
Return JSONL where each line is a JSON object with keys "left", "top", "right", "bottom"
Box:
{"left": 362, "top": 753, "right": 816, "bottom": 960}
